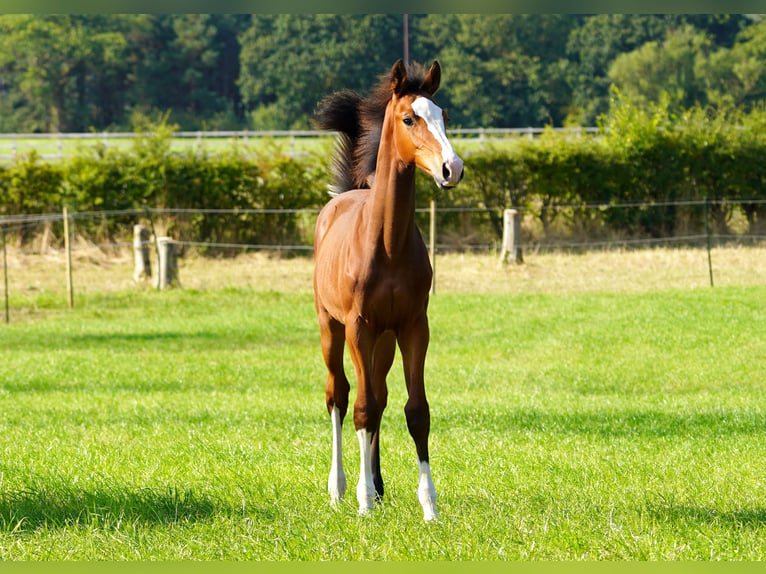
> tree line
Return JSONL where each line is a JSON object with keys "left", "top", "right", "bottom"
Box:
{"left": 1, "top": 14, "right": 765, "bottom": 133}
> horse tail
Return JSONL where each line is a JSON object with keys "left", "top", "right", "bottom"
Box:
{"left": 315, "top": 90, "right": 368, "bottom": 194}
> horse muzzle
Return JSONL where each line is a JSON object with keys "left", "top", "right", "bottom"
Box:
{"left": 437, "top": 156, "right": 464, "bottom": 188}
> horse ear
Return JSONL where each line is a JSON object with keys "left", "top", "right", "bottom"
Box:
{"left": 422, "top": 60, "right": 441, "bottom": 95}
{"left": 391, "top": 59, "right": 407, "bottom": 95}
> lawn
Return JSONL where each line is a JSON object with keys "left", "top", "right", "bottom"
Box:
{"left": 0, "top": 131, "right": 495, "bottom": 163}
{"left": 1, "top": 251, "right": 766, "bottom": 559}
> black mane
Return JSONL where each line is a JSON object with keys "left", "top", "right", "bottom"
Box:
{"left": 314, "top": 61, "right": 431, "bottom": 194}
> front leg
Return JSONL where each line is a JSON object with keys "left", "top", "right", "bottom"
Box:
{"left": 328, "top": 406, "right": 347, "bottom": 506}
{"left": 356, "top": 428, "right": 375, "bottom": 515}
{"left": 318, "top": 312, "right": 349, "bottom": 507}
{"left": 345, "top": 315, "right": 380, "bottom": 515}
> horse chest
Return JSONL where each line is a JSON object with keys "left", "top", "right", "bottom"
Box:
{"left": 354, "top": 261, "right": 430, "bottom": 328}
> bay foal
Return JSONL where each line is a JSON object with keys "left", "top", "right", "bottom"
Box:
{"left": 313, "top": 60, "right": 463, "bottom": 521}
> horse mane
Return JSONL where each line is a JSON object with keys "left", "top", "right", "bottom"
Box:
{"left": 314, "top": 61, "right": 431, "bottom": 194}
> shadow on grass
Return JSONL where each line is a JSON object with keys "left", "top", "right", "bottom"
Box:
{"left": 440, "top": 408, "right": 766, "bottom": 438}
{"left": 3, "top": 330, "right": 236, "bottom": 353}
{"left": 647, "top": 504, "right": 766, "bottom": 528}
{"left": 5, "top": 327, "right": 314, "bottom": 353}
{"left": 0, "top": 484, "right": 279, "bottom": 531}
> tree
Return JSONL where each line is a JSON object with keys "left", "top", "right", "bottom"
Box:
{"left": 699, "top": 17, "right": 766, "bottom": 109}
{"left": 565, "top": 15, "right": 685, "bottom": 125}
{"left": 127, "top": 15, "right": 250, "bottom": 129}
{"left": 0, "top": 15, "right": 129, "bottom": 132}
{"left": 413, "top": 14, "right": 577, "bottom": 127}
{"left": 565, "top": 14, "right": 752, "bottom": 125}
{"left": 0, "top": 14, "right": 763, "bottom": 133}
{"left": 238, "top": 15, "right": 403, "bottom": 129}
{"left": 608, "top": 25, "right": 712, "bottom": 112}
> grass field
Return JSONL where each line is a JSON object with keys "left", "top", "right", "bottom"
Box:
{"left": 0, "top": 132, "right": 335, "bottom": 163}
{"left": 1, "top": 249, "right": 766, "bottom": 559}
{"left": 0, "top": 132, "right": 497, "bottom": 163}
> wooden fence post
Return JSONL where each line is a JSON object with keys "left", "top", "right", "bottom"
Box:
{"left": 429, "top": 198, "right": 436, "bottom": 295}
{"left": 500, "top": 208, "right": 523, "bottom": 265}
{"left": 704, "top": 196, "right": 714, "bottom": 287}
{"left": 155, "top": 236, "right": 179, "bottom": 290}
{"left": 63, "top": 207, "right": 74, "bottom": 309}
{"left": 133, "top": 224, "right": 152, "bottom": 283}
{"left": 2, "top": 225, "right": 8, "bottom": 324}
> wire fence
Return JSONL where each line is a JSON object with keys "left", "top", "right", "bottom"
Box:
{"left": 3, "top": 202, "right": 766, "bottom": 253}
{"left": 2, "top": 200, "right": 766, "bottom": 322}
{"left": 3, "top": 201, "right": 766, "bottom": 254}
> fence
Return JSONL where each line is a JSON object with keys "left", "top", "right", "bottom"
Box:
{"left": 0, "top": 128, "right": 600, "bottom": 162}
{"left": 2, "top": 200, "right": 766, "bottom": 322}
{"left": 5, "top": 200, "right": 761, "bottom": 252}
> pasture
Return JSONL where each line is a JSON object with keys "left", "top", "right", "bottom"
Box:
{"left": 0, "top": 130, "right": 505, "bottom": 163}
{"left": 1, "top": 250, "right": 766, "bottom": 559}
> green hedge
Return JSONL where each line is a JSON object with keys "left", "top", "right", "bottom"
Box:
{"left": 0, "top": 132, "right": 331, "bottom": 251}
{"left": 448, "top": 101, "right": 766, "bottom": 243}
{"left": 2, "top": 104, "right": 766, "bottom": 250}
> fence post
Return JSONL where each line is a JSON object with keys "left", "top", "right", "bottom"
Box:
{"left": 500, "top": 208, "right": 523, "bottom": 265}
{"left": 155, "top": 236, "right": 179, "bottom": 290}
{"left": 133, "top": 224, "right": 152, "bottom": 283}
{"left": 2, "top": 225, "right": 8, "bottom": 324}
{"left": 429, "top": 199, "right": 437, "bottom": 295}
{"left": 704, "top": 197, "right": 714, "bottom": 287}
{"left": 63, "top": 207, "right": 74, "bottom": 309}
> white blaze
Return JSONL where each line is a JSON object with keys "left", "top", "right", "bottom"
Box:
{"left": 411, "top": 97, "right": 460, "bottom": 165}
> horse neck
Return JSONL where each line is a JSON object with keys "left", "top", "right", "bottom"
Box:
{"left": 365, "top": 111, "right": 417, "bottom": 259}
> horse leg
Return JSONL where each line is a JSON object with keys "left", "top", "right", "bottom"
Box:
{"left": 345, "top": 316, "right": 380, "bottom": 515}
{"left": 398, "top": 312, "right": 437, "bottom": 522}
{"left": 319, "top": 312, "right": 350, "bottom": 507}
{"left": 371, "top": 331, "right": 395, "bottom": 500}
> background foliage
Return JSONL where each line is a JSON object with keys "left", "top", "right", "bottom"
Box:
{"left": 1, "top": 14, "right": 765, "bottom": 132}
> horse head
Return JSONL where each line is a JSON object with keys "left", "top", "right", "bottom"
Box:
{"left": 388, "top": 60, "right": 464, "bottom": 189}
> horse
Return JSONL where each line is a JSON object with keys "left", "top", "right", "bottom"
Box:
{"left": 313, "top": 59, "right": 464, "bottom": 522}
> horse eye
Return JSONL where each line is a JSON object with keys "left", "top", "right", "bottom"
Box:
{"left": 403, "top": 117, "right": 415, "bottom": 127}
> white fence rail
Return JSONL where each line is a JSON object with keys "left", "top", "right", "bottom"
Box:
{"left": 0, "top": 128, "right": 600, "bottom": 162}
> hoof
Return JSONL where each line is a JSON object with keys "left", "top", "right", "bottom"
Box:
{"left": 358, "top": 505, "right": 373, "bottom": 517}
{"left": 329, "top": 483, "right": 345, "bottom": 506}
{"left": 329, "top": 492, "right": 344, "bottom": 509}
{"left": 328, "top": 473, "right": 346, "bottom": 507}
{"left": 423, "top": 505, "right": 438, "bottom": 523}
{"left": 357, "top": 488, "right": 375, "bottom": 516}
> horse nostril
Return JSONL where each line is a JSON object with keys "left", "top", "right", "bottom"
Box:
{"left": 442, "top": 163, "right": 451, "bottom": 181}
{"left": 459, "top": 168, "right": 464, "bottom": 182}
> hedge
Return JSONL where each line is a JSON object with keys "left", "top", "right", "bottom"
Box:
{"left": 2, "top": 107, "right": 766, "bottom": 250}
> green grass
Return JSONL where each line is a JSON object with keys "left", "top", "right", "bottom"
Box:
{"left": 0, "top": 133, "right": 334, "bottom": 162}
{"left": 1, "top": 284, "right": 766, "bottom": 559}
{"left": 0, "top": 133, "right": 502, "bottom": 163}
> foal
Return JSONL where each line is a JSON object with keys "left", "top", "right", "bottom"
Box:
{"left": 313, "top": 60, "right": 463, "bottom": 521}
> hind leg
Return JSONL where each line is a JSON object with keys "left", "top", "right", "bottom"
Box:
{"left": 398, "top": 312, "right": 437, "bottom": 522}
{"left": 319, "top": 311, "right": 350, "bottom": 506}
{"left": 371, "top": 331, "right": 395, "bottom": 500}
